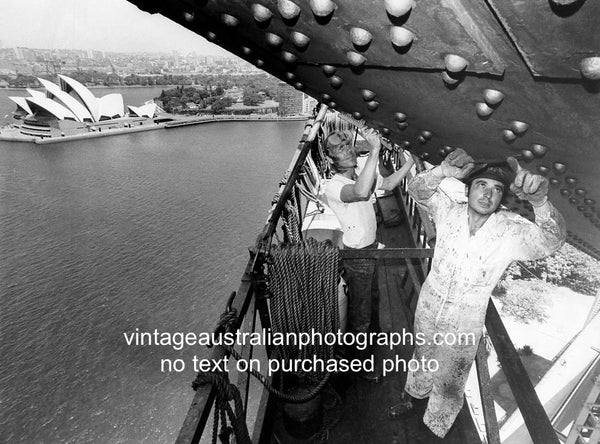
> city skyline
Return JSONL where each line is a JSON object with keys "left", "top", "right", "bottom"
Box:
{"left": 0, "top": 0, "right": 230, "bottom": 56}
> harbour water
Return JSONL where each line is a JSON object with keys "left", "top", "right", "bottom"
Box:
{"left": 0, "top": 94, "right": 306, "bottom": 443}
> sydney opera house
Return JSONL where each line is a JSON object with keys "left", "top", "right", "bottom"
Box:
{"left": 8, "top": 75, "right": 159, "bottom": 139}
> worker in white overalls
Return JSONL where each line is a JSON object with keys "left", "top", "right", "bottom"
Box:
{"left": 394, "top": 148, "right": 566, "bottom": 438}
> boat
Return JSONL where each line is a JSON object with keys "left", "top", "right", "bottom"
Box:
{"left": 119, "top": 1, "right": 600, "bottom": 443}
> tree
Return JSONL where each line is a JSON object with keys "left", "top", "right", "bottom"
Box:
{"left": 503, "top": 243, "right": 600, "bottom": 295}
{"left": 493, "top": 278, "right": 552, "bottom": 324}
{"left": 243, "top": 90, "right": 262, "bottom": 106}
{"left": 210, "top": 96, "right": 233, "bottom": 114}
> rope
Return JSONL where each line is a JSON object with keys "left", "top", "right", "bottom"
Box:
{"left": 203, "top": 301, "right": 333, "bottom": 404}
{"left": 192, "top": 371, "right": 251, "bottom": 444}
{"left": 268, "top": 238, "right": 340, "bottom": 379}
{"left": 281, "top": 187, "right": 301, "bottom": 244}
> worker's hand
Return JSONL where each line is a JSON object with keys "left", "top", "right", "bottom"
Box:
{"left": 507, "top": 157, "right": 548, "bottom": 207}
{"left": 361, "top": 128, "right": 381, "bottom": 153}
{"left": 439, "top": 148, "right": 474, "bottom": 179}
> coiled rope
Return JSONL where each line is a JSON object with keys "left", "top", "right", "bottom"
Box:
{"left": 268, "top": 238, "right": 340, "bottom": 379}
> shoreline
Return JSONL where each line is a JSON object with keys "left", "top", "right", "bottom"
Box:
{"left": 0, "top": 114, "right": 308, "bottom": 144}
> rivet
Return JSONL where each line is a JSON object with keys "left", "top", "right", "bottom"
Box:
{"left": 549, "top": 178, "right": 560, "bottom": 186}
{"left": 381, "top": 127, "right": 391, "bottom": 136}
{"left": 476, "top": 102, "right": 493, "bottom": 118}
{"left": 266, "top": 33, "right": 284, "bottom": 49}
{"left": 321, "top": 93, "right": 332, "bottom": 102}
{"left": 184, "top": 12, "right": 195, "bottom": 22}
{"left": 421, "top": 130, "right": 432, "bottom": 140}
{"left": 347, "top": 51, "right": 367, "bottom": 66}
{"left": 441, "top": 72, "right": 460, "bottom": 85}
{"left": 390, "top": 27, "right": 414, "bottom": 48}
{"left": 577, "top": 206, "right": 586, "bottom": 212}
{"left": 483, "top": 89, "right": 504, "bottom": 106}
{"left": 397, "top": 122, "right": 408, "bottom": 130}
{"left": 443, "top": 145, "right": 455, "bottom": 153}
{"left": 350, "top": 27, "right": 373, "bottom": 47}
{"left": 294, "top": 82, "right": 304, "bottom": 90}
{"left": 330, "top": 76, "right": 343, "bottom": 88}
{"left": 418, "top": 135, "right": 426, "bottom": 144}
{"left": 575, "top": 188, "right": 587, "bottom": 196}
{"left": 584, "top": 198, "right": 595, "bottom": 205}
{"left": 206, "top": 32, "right": 218, "bottom": 42}
{"left": 444, "top": 54, "right": 468, "bottom": 73}
{"left": 421, "top": 152, "right": 430, "bottom": 160}
{"left": 402, "top": 141, "right": 411, "bottom": 148}
{"left": 221, "top": 14, "right": 240, "bottom": 27}
{"left": 285, "top": 72, "right": 296, "bottom": 81}
{"left": 310, "top": 0, "right": 336, "bottom": 17}
{"left": 569, "top": 197, "right": 579, "bottom": 204}
{"left": 352, "top": 111, "right": 363, "bottom": 120}
{"left": 580, "top": 57, "right": 600, "bottom": 81}
{"left": 560, "top": 189, "right": 571, "bottom": 196}
{"left": 502, "top": 129, "right": 517, "bottom": 143}
{"left": 553, "top": 162, "right": 567, "bottom": 174}
{"left": 367, "top": 100, "right": 379, "bottom": 111}
{"left": 521, "top": 150, "right": 534, "bottom": 162}
{"left": 252, "top": 4, "right": 273, "bottom": 23}
{"left": 565, "top": 177, "right": 578, "bottom": 186}
{"left": 531, "top": 144, "right": 548, "bottom": 157}
{"left": 362, "top": 89, "right": 376, "bottom": 101}
{"left": 241, "top": 46, "right": 252, "bottom": 56}
{"left": 281, "top": 51, "right": 298, "bottom": 64}
{"left": 384, "top": 0, "right": 414, "bottom": 17}
{"left": 278, "top": 0, "right": 301, "bottom": 20}
{"left": 510, "top": 120, "right": 529, "bottom": 135}
{"left": 290, "top": 32, "right": 311, "bottom": 49}
{"left": 438, "top": 148, "right": 446, "bottom": 157}
{"left": 322, "top": 65, "right": 336, "bottom": 76}
{"left": 394, "top": 112, "right": 407, "bottom": 122}
{"left": 328, "top": 101, "right": 337, "bottom": 108}
{"left": 537, "top": 166, "right": 549, "bottom": 176}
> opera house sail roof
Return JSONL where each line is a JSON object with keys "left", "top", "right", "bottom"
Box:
{"left": 5, "top": 75, "right": 160, "bottom": 140}
{"left": 9, "top": 75, "right": 129, "bottom": 124}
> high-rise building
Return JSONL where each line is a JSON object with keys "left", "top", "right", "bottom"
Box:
{"left": 276, "top": 82, "right": 303, "bottom": 116}
{"left": 302, "top": 93, "right": 318, "bottom": 116}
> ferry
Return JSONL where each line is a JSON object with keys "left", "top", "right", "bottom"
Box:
{"left": 117, "top": 1, "right": 600, "bottom": 443}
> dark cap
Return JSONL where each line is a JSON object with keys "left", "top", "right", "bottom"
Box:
{"left": 465, "top": 164, "right": 514, "bottom": 190}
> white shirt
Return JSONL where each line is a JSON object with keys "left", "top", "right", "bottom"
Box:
{"left": 323, "top": 162, "right": 383, "bottom": 248}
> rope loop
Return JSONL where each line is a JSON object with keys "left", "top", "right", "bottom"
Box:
{"left": 191, "top": 371, "right": 252, "bottom": 444}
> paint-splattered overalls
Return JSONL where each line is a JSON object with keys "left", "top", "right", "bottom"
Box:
{"left": 405, "top": 169, "right": 566, "bottom": 437}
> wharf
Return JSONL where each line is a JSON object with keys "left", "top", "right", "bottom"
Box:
{"left": 0, "top": 114, "right": 308, "bottom": 144}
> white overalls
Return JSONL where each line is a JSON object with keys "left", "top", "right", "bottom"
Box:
{"left": 405, "top": 169, "right": 566, "bottom": 437}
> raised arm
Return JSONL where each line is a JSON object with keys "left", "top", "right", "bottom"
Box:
{"left": 507, "top": 157, "right": 566, "bottom": 259}
{"left": 380, "top": 155, "right": 415, "bottom": 191}
{"left": 339, "top": 129, "right": 381, "bottom": 203}
{"left": 408, "top": 148, "right": 474, "bottom": 214}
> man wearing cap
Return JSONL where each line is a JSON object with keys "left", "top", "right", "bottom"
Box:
{"left": 323, "top": 128, "right": 414, "bottom": 377}
{"left": 396, "top": 148, "right": 565, "bottom": 438}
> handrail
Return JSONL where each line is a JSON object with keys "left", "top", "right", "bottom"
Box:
{"left": 176, "top": 106, "right": 328, "bottom": 444}
{"left": 485, "top": 301, "right": 560, "bottom": 444}
{"left": 261, "top": 105, "right": 328, "bottom": 248}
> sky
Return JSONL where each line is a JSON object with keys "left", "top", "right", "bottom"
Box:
{"left": 0, "top": 0, "right": 230, "bottom": 55}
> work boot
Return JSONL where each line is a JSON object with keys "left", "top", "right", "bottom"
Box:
{"left": 387, "top": 392, "right": 415, "bottom": 418}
